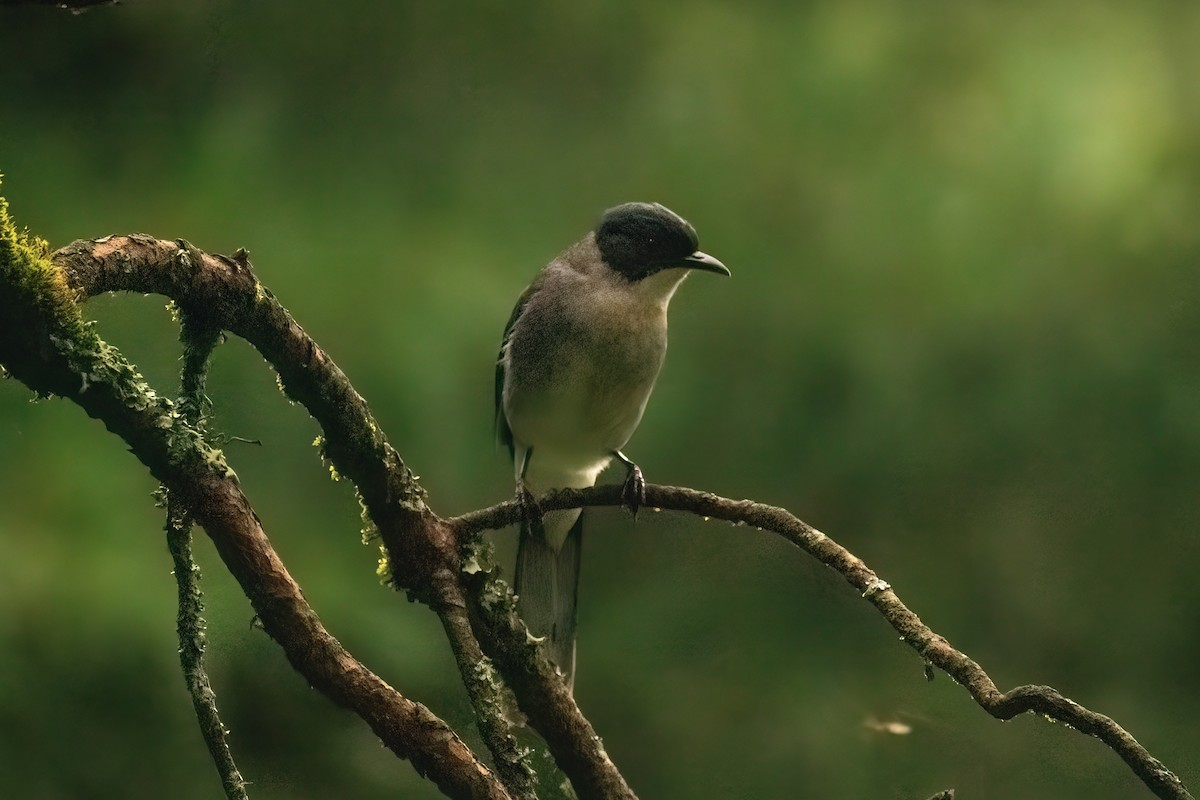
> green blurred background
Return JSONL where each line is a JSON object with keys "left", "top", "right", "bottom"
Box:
{"left": 2, "top": 1, "right": 1198, "bottom": 798}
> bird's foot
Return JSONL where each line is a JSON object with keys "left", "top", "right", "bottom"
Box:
{"left": 620, "top": 463, "right": 646, "bottom": 518}
{"left": 517, "top": 483, "right": 545, "bottom": 536}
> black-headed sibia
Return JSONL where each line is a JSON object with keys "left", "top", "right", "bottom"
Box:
{"left": 496, "top": 202, "right": 729, "bottom": 688}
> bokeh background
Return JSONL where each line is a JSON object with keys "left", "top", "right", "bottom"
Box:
{"left": 2, "top": 2, "right": 1198, "bottom": 798}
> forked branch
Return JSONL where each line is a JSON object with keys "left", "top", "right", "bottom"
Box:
{"left": 0, "top": 204, "right": 509, "bottom": 799}
{"left": 0, "top": 200, "right": 1191, "bottom": 800}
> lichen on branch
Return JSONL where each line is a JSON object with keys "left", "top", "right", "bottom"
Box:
{"left": 2, "top": 181, "right": 1192, "bottom": 800}
{"left": 0, "top": 187, "right": 512, "bottom": 800}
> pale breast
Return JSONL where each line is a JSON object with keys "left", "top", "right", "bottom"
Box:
{"left": 503, "top": 268, "right": 673, "bottom": 462}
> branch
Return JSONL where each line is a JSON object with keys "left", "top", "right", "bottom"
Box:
{"left": 0, "top": 205, "right": 509, "bottom": 800}
{"left": 451, "top": 484, "right": 1194, "bottom": 800}
{"left": 51, "top": 233, "right": 628, "bottom": 799}
{"left": 165, "top": 311, "right": 247, "bottom": 798}
{"left": 5, "top": 205, "right": 1188, "bottom": 799}
{"left": 165, "top": 499, "right": 248, "bottom": 799}
{"left": 430, "top": 565, "right": 537, "bottom": 800}
{"left": 456, "top": 538, "right": 637, "bottom": 800}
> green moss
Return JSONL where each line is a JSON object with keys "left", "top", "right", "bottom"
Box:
{"left": 374, "top": 544, "right": 393, "bottom": 586}
{"left": 362, "top": 491, "right": 393, "bottom": 586}
{"left": 0, "top": 185, "right": 91, "bottom": 347}
{"left": 0, "top": 184, "right": 234, "bottom": 481}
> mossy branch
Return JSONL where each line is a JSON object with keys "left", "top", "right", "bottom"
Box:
{"left": 49, "top": 231, "right": 623, "bottom": 798}
{"left": 164, "top": 497, "right": 248, "bottom": 800}
{"left": 167, "top": 307, "right": 247, "bottom": 799}
{"left": 0, "top": 194, "right": 510, "bottom": 800}
{"left": 1, "top": 188, "right": 1192, "bottom": 800}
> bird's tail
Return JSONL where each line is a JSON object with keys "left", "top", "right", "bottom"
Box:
{"left": 514, "top": 512, "right": 583, "bottom": 689}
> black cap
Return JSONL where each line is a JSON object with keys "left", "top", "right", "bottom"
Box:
{"left": 595, "top": 202, "right": 728, "bottom": 280}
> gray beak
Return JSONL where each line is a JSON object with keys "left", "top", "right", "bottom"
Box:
{"left": 680, "top": 250, "right": 730, "bottom": 276}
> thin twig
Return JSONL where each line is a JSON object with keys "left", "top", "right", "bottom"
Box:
{"left": 165, "top": 500, "right": 249, "bottom": 800}
{"left": 166, "top": 307, "right": 248, "bottom": 799}
{"left": 450, "top": 484, "right": 1193, "bottom": 800}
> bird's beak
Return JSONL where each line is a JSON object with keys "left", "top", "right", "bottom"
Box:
{"left": 680, "top": 250, "right": 731, "bottom": 276}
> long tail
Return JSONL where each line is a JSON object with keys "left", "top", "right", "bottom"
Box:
{"left": 514, "top": 512, "right": 583, "bottom": 688}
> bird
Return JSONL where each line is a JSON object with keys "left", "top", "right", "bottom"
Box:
{"left": 495, "top": 201, "right": 729, "bottom": 688}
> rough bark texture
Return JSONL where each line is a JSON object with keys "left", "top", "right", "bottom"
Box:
{"left": 0, "top": 202, "right": 1192, "bottom": 800}
{"left": 454, "top": 484, "right": 1194, "bottom": 800}
{"left": 1, "top": 222, "right": 508, "bottom": 799}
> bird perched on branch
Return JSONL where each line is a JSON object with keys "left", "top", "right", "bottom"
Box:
{"left": 495, "top": 201, "right": 729, "bottom": 688}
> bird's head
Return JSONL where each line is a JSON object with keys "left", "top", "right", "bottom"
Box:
{"left": 594, "top": 202, "right": 730, "bottom": 281}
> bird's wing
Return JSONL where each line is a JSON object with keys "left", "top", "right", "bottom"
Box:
{"left": 495, "top": 280, "right": 539, "bottom": 457}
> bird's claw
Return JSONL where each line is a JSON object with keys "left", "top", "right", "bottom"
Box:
{"left": 517, "top": 483, "right": 545, "bottom": 536}
{"left": 621, "top": 464, "right": 646, "bottom": 517}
